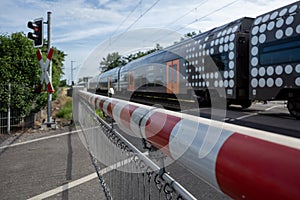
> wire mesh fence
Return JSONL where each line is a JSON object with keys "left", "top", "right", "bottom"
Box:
{"left": 73, "top": 86, "right": 196, "bottom": 200}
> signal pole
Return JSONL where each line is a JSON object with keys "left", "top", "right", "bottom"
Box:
{"left": 47, "top": 11, "right": 53, "bottom": 126}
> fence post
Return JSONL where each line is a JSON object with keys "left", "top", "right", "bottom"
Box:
{"left": 7, "top": 83, "right": 11, "bottom": 134}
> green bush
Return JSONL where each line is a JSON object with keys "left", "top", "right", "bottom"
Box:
{"left": 56, "top": 99, "right": 72, "bottom": 120}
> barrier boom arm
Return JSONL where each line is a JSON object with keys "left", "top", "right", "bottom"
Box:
{"left": 78, "top": 90, "right": 300, "bottom": 200}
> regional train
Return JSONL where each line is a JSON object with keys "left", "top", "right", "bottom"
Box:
{"left": 88, "top": 1, "right": 300, "bottom": 118}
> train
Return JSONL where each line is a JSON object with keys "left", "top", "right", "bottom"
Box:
{"left": 87, "top": 1, "right": 300, "bottom": 118}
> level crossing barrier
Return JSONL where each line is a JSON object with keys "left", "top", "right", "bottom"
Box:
{"left": 73, "top": 87, "right": 300, "bottom": 200}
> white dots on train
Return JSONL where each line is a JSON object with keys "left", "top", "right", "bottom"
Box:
{"left": 219, "top": 45, "right": 224, "bottom": 53}
{"left": 206, "top": 73, "right": 209, "bottom": 79}
{"left": 267, "top": 78, "right": 274, "bottom": 87}
{"left": 219, "top": 80, "right": 223, "bottom": 87}
{"left": 224, "top": 71, "right": 229, "bottom": 78}
{"left": 262, "top": 14, "right": 270, "bottom": 23}
{"left": 251, "top": 57, "right": 258, "bottom": 66}
{"left": 252, "top": 26, "right": 259, "bottom": 35}
{"left": 229, "top": 52, "right": 235, "bottom": 60}
{"left": 222, "top": 30, "right": 227, "bottom": 36}
{"left": 214, "top": 72, "right": 219, "bottom": 79}
{"left": 214, "top": 80, "right": 219, "bottom": 87}
{"left": 206, "top": 81, "right": 210, "bottom": 87}
{"left": 251, "top": 68, "right": 258, "bottom": 77}
{"left": 229, "top": 34, "right": 235, "bottom": 42}
{"left": 217, "top": 32, "right": 222, "bottom": 38}
{"left": 229, "top": 42, "right": 234, "bottom": 51}
{"left": 251, "top": 78, "right": 258, "bottom": 88}
{"left": 210, "top": 48, "right": 214, "bottom": 55}
{"left": 286, "top": 16, "right": 294, "bottom": 25}
{"left": 275, "top": 30, "right": 283, "bottom": 39}
{"left": 289, "top": 5, "right": 298, "bottom": 13}
{"left": 259, "top": 78, "right": 266, "bottom": 87}
{"left": 206, "top": 49, "right": 210, "bottom": 55}
{"left": 229, "top": 61, "right": 234, "bottom": 69}
{"left": 210, "top": 40, "right": 214, "bottom": 47}
{"left": 220, "top": 37, "right": 224, "bottom": 44}
{"left": 251, "top": 47, "right": 258, "bottom": 56}
{"left": 267, "top": 66, "right": 274, "bottom": 76}
{"left": 251, "top": 36, "right": 258, "bottom": 45}
{"left": 270, "top": 11, "right": 278, "bottom": 20}
{"left": 232, "top": 25, "right": 239, "bottom": 33}
{"left": 199, "top": 45, "right": 202, "bottom": 49}
{"left": 279, "top": 8, "right": 288, "bottom": 17}
{"left": 259, "top": 34, "right": 266, "bottom": 43}
{"left": 224, "top": 44, "right": 229, "bottom": 52}
{"left": 285, "top": 27, "right": 293, "bottom": 37}
{"left": 229, "top": 80, "right": 234, "bottom": 88}
{"left": 259, "top": 67, "right": 265, "bottom": 76}
{"left": 295, "top": 77, "right": 300, "bottom": 86}
{"left": 259, "top": 24, "right": 267, "bottom": 33}
{"left": 296, "top": 64, "right": 300, "bottom": 73}
{"left": 275, "top": 65, "right": 283, "bottom": 75}
{"left": 215, "top": 39, "right": 219, "bottom": 45}
{"left": 229, "top": 70, "right": 234, "bottom": 78}
{"left": 205, "top": 36, "right": 209, "bottom": 41}
{"left": 210, "top": 73, "right": 214, "bottom": 79}
{"left": 254, "top": 17, "right": 262, "bottom": 25}
{"left": 224, "top": 80, "right": 228, "bottom": 87}
{"left": 285, "top": 65, "right": 293, "bottom": 74}
{"left": 227, "top": 28, "right": 232, "bottom": 34}
{"left": 296, "top": 25, "right": 300, "bottom": 34}
{"left": 276, "top": 19, "right": 284, "bottom": 28}
{"left": 267, "top": 21, "right": 275, "bottom": 31}
{"left": 275, "top": 78, "right": 283, "bottom": 87}
{"left": 225, "top": 35, "right": 229, "bottom": 43}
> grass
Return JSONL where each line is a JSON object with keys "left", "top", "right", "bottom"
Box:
{"left": 56, "top": 98, "right": 72, "bottom": 120}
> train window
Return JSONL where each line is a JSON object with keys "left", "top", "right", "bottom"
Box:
{"left": 260, "top": 37, "right": 300, "bottom": 65}
{"left": 173, "top": 64, "right": 177, "bottom": 82}
{"left": 210, "top": 53, "right": 229, "bottom": 71}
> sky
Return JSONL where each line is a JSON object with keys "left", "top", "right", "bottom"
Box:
{"left": 0, "top": 0, "right": 298, "bottom": 84}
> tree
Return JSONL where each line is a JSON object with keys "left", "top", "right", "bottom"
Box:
{"left": 99, "top": 52, "right": 126, "bottom": 72}
{"left": 0, "top": 32, "right": 65, "bottom": 115}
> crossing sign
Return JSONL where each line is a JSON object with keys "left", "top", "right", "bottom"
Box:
{"left": 36, "top": 48, "right": 55, "bottom": 93}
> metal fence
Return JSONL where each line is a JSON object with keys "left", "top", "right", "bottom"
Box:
{"left": 73, "top": 86, "right": 196, "bottom": 200}
{"left": 0, "top": 83, "right": 35, "bottom": 134}
{"left": 0, "top": 110, "right": 34, "bottom": 134}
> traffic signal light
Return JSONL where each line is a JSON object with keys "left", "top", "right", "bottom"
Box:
{"left": 27, "top": 18, "right": 43, "bottom": 48}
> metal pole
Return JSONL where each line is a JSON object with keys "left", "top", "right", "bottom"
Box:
{"left": 7, "top": 83, "right": 11, "bottom": 134}
{"left": 47, "top": 11, "right": 52, "bottom": 125}
{"left": 71, "top": 61, "right": 75, "bottom": 85}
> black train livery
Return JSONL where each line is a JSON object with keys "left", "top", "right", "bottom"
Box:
{"left": 88, "top": 1, "right": 300, "bottom": 118}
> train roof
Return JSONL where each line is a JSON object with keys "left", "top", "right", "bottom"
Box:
{"left": 252, "top": 1, "right": 300, "bottom": 26}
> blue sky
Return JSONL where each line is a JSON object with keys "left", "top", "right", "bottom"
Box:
{"left": 0, "top": 0, "right": 297, "bottom": 83}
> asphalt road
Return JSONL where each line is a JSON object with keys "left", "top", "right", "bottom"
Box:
{"left": 0, "top": 128, "right": 106, "bottom": 200}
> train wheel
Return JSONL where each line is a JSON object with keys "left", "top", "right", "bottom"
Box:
{"left": 287, "top": 99, "right": 300, "bottom": 119}
{"left": 241, "top": 100, "right": 252, "bottom": 109}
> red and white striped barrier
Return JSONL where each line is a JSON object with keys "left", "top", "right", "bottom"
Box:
{"left": 36, "top": 48, "right": 54, "bottom": 93}
{"left": 78, "top": 90, "right": 300, "bottom": 200}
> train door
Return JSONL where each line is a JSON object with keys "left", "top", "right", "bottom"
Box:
{"left": 166, "top": 59, "right": 180, "bottom": 94}
{"left": 128, "top": 71, "right": 135, "bottom": 91}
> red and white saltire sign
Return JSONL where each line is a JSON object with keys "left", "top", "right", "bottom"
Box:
{"left": 36, "top": 48, "right": 55, "bottom": 93}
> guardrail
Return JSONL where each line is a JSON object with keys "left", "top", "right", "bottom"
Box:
{"left": 76, "top": 89, "right": 300, "bottom": 200}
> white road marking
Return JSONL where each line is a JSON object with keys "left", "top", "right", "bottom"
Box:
{"left": 0, "top": 130, "right": 81, "bottom": 150}
{"left": 228, "top": 105, "right": 283, "bottom": 121}
{"left": 27, "top": 157, "right": 133, "bottom": 200}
